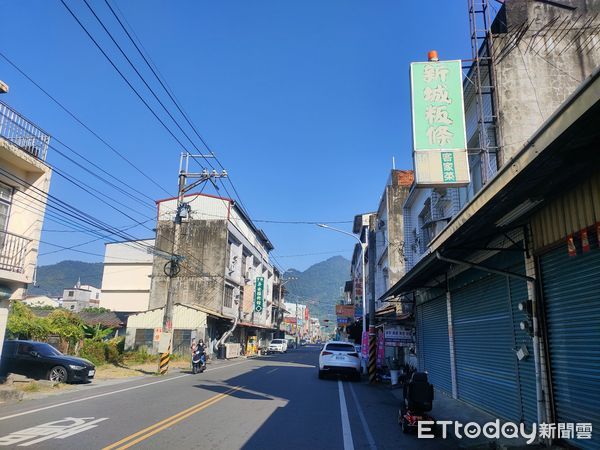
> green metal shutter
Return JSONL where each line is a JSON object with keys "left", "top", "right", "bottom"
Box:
{"left": 416, "top": 295, "right": 452, "bottom": 394}
{"left": 452, "top": 270, "right": 521, "bottom": 421}
{"left": 540, "top": 236, "right": 600, "bottom": 450}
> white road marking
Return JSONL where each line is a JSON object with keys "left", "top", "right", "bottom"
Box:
{"left": 338, "top": 380, "right": 354, "bottom": 450}
{"left": 0, "top": 417, "right": 109, "bottom": 446}
{"left": 265, "top": 368, "right": 278, "bottom": 374}
{"left": 348, "top": 382, "right": 377, "bottom": 450}
{"left": 0, "top": 359, "right": 251, "bottom": 422}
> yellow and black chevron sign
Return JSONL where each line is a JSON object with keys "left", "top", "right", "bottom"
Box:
{"left": 159, "top": 352, "right": 170, "bottom": 375}
{"left": 368, "top": 334, "right": 377, "bottom": 383}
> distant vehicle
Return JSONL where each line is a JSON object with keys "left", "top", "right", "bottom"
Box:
{"left": 318, "top": 341, "right": 361, "bottom": 381}
{"left": 0, "top": 340, "right": 95, "bottom": 383}
{"left": 267, "top": 339, "right": 288, "bottom": 354}
{"left": 299, "top": 339, "right": 307, "bottom": 346}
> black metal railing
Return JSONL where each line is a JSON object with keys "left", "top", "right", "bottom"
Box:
{"left": 0, "top": 230, "right": 31, "bottom": 273}
{"left": 0, "top": 100, "right": 50, "bottom": 160}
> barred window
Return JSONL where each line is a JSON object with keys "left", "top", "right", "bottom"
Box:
{"left": 224, "top": 285, "right": 234, "bottom": 308}
{"left": 134, "top": 329, "right": 153, "bottom": 350}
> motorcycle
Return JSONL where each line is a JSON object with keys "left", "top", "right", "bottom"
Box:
{"left": 192, "top": 348, "right": 206, "bottom": 374}
{"left": 398, "top": 371, "right": 434, "bottom": 434}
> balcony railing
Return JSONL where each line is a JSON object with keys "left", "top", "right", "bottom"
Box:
{"left": 0, "top": 100, "right": 50, "bottom": 160}
{"left": 0, "top": 230, "right": 31, "bottom": 274}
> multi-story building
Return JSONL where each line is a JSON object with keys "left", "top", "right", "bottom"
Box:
{"left": 61, "top": 281, "right": 101, "bottom": 312}
{"left": 384, "top": 2, "right": 600, "bottom": 446}
{"left": 0, "top": 98, "right": 52, "bottom": 352}
{"left": 148, "top": 193, "right": 276, "bottom": 354}
{"left": 372, "top": 170, "right": 413, "bottom": 311}
{"left": 403, "top": 0, "right": 600, "bottom": 273}
{"left": 100, "top": 239, "right": 155, "bottom": 312}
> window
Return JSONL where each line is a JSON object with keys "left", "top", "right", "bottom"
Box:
{"left": 134, "top": 329, "right": 154, "bottom": 350}
{"left": 0, "top": 182, "right": 12, "bottom": 245}
{"left": 224, "top": 285, "right": 234, "bottom": 308}
{"left": 172, "top": 329, "right": 192, "bottom": 355}
{"left": 68, "top": 291, "right": 74, "bottom": 297}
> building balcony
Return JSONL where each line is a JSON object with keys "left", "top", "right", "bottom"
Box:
{"left": 0, "top": 230, "right": 31, "bottom": 274}
{"left": 0, "top": 100, "right": 50, "bottom": 161}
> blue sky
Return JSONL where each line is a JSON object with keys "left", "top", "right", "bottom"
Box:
{"left": 0, "top": 1, "right": 474, "bottom": 272}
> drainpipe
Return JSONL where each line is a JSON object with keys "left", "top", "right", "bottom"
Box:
{"left": 215, "top": 315, "right": 238, "bottom": 354}
{"left": 435, "top": 252, "right": 545, "bottom": 426}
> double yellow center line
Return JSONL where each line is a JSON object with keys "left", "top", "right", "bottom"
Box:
{"left": 103, "top": 385, "right": 244, "bottom": 450}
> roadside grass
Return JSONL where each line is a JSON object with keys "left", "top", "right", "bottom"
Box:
{"left": 95, "top": 357, "right": 191, "bottom": 379}
{"left": 16, "top": 380, "right": 66, "bottom": 393}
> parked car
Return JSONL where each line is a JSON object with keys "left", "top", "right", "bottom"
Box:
{"left": 0, "top": 340, "right": 96, "bottom": 383}
{"left": 318, "top": 341, "right": 361, "bottom": 381}
{"left": 267, "top": 339, "right": 288, "bottom": 354}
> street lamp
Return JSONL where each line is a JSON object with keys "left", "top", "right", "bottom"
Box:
{"left": 316, "top": 224, "right": 367, "bottom": 337}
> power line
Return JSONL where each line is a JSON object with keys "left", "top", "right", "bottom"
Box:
{"left": 0, "top": 51, "right": 172, "bottom": 197}
{"left": 94, "top": 0, "right": 254, "bottom": 221}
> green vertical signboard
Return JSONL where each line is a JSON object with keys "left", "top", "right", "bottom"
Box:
{"left": 410, "top": 60, "right": 470, "bottom": 187}
{"left": 254, "top": 277, "right": 264, "bottom": 312}
{"left": 411, "top": 60, "right": 467, "bottom": 151}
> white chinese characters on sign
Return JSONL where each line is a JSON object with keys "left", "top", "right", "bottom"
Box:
{"left": 423, "top": 67, "right": 454, "bottom": 146}
{"left": 0, "top": 417, "right": 108, "bottom": 447}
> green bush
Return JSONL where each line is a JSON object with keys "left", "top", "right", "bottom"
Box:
{"left": 104, "top": 338, "right": 123, "bottom": 365}
{"left": 79, "top": 339, "right": 106, "bottom": 366}
{"left": 124, "top": 347, "right": 153, "bottom": 364}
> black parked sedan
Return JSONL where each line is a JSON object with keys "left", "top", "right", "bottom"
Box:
{"left": 0, "top": 340, "right": 95, "bottom": 383}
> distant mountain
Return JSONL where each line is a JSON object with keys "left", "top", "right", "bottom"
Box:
{"left": 29, "top": 260, "right": 104, "bottom": 297}
{"left": 284, "top": 255, "right": 350, "bottom": 322}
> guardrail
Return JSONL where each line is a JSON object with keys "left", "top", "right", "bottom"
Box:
{"left": 0, "top": 100, "right": 50, "bottom": 160}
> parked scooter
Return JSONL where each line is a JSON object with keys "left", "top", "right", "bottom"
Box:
{"left": 398, "top": 372, "right": 434, "bottom": 433}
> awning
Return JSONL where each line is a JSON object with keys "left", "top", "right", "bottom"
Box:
{"left": 238, "top": 321, "right": 277, "bottom": 331}
{"left": 382, "top": 64, "right": 600, "bottom": 300}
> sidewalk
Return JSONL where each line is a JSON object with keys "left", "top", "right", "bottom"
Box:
{"left": 388, "top": 386, "right": 554, "bottom": 449}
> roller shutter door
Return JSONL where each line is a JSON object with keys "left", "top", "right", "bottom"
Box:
{"left": 453, "top": 273, "right": 519, "bottom": 419}
{"left": 416, "top": 295, "right": 452, "bottom": 394}
{"left": 540, "top": 235, "right": 600, "bottom": 450}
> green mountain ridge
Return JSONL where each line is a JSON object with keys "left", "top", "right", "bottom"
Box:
{"left": 29, "top": 260, "right": 104, "bottom": 297}
{"left": 30, "top": 257, "right": 351, "bottom": 323}
{"left": 283, "top": 255, "right": 350, "bottom": 322}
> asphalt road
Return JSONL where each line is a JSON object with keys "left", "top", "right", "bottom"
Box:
{"left": 0, "top": 346, "right": 456, "bottom": 449}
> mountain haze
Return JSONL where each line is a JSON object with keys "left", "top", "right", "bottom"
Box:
{"left": 284, "top": 255, "right": 350, "bottom": 322}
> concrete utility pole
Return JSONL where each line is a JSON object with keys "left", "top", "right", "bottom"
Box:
{"left": 367, "top": 218, "right": 377, "bottom": 384}
{"left": 158, "top": 153, "right": 227, "bottom": 375}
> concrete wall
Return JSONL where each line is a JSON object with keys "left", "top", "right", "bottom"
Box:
{"left": 100, "top": 240, "right": 154, "bottom": 312}
{"left": 494, "top": 0, "right": 600, "bottom": 163}
{"left": 0, "top": 138, "right": 51, "bottom": 299}
{"left": 148, "top": 220, "right": 228, "bottom": 313}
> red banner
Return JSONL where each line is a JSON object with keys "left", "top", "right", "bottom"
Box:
{"left": 581, "top": 228, "right": 590, "bottom": 252}
{"left": 567, "top": 234, "right": 576, "bottom": 257}
{"left": 284, "top": 317, "right": 297, "bottom": 324}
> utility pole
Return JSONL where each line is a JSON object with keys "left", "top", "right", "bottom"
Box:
{"left": 158, "top": 153, "right": 227, "bottom": 375}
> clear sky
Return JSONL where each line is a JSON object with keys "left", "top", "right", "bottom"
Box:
{"left": 0, "top": 0, "right": 475, "bottom": 272}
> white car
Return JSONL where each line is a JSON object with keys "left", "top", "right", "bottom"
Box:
{"left": 318, "top": 341, "right": 361, "bottom": 380}
{"left": 268, "top": 339, "right": 288, "bottom": 353}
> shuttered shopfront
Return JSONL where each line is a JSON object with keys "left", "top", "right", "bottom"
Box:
{"left": 416, "top": 294, "right": 452, "bottom": 394}
{"left": 450, "top": 251, "right": 537, "bottom": 425}
{"left": 539, "top": 232, "right": 600, "bottom": 450}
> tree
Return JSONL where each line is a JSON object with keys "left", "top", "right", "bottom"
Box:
{"left": 6, "top": 301, "right": 51, "bottom": 341}
{"left": 47, "top": 309, "right": 84, "bottom": 352}
{"left": 82, "top": 323, "right": 113, "bottom": 341}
